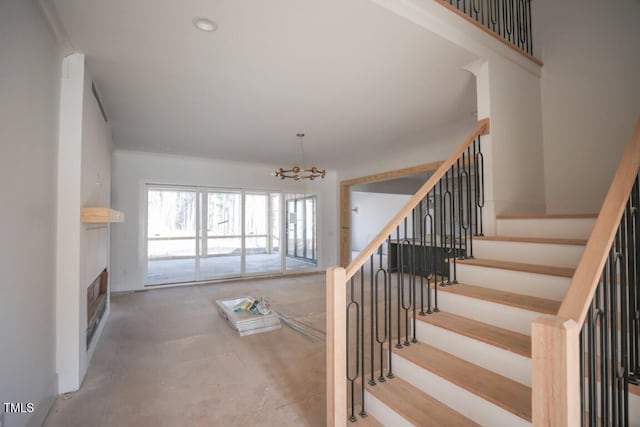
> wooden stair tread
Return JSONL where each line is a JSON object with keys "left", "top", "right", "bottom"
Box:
{"left": 392, "top": 342, "right": 532, "bottom": 421}
{"left": 456, "top": 258, "right": 575, "bottom": 278}
{"left": 363, "top": 377, "right": 479, "bottom": 426}
{"left": 496, "top": 213, "right": 598, "bottom": 219}
{"left": 347, "top": 412, "right": 383, "bottom": 426}
{"left": 435, "top": 283, "right": 560, "bottom": 314}
{"left": 418, "top": 311, "right": 531, "bottom": 357}
{"left": 474, "top": 235, "right": 587, "bottom": 246}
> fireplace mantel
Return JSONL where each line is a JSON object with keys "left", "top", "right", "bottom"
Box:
{"left": 81, "top": 207, "right": 124, "bottom": 224}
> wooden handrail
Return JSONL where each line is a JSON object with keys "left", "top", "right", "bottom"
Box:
{"left": 344, "top": 118, "right": 490, "bottom": 280}
{"left": 557, "top": 118, "right": 640, "bottom": 324}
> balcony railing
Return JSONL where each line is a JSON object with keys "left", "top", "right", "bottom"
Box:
{"left": 439, "top": 0, "right": 534, "bottom": 56}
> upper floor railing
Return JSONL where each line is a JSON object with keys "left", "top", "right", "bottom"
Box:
{"left": 532, "top": 118, "right": 640, "bottom": 426}
{"left": 437, "top": 0, "right": 535, "bottom": 57}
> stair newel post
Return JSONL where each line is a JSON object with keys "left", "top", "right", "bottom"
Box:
{"left": 531, "top": 316, "right": 581, "bottom": 427}
{"left": 326, "top": 267, "right": 347, "bottom": 427}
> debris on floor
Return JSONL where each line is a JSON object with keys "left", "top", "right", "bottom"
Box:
{"left": 217, "top": 296, "right": 281, "bottom": 336}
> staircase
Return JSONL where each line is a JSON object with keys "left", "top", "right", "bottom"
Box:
{"left": 356, "top": 213, "right": 640, "bottom": 426}
{"left": 327, "top": 118, "right": 640, "bottom": 426}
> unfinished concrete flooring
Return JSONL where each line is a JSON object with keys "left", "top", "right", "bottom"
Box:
{"left": 43, "top": 274, "right": 326, "bottom": 427}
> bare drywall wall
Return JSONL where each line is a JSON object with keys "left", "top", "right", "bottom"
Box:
{"left": 534, "top": 0, "right": 640, "bottom": 213}
{"left": 0, "top": 1, "right": 62, "bottom": 426}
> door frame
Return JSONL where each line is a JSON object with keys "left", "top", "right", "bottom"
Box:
{"left": 339, "top": 161, "right": 444, "bottom": 267}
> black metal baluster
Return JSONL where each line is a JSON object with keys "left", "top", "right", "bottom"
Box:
{"left": 375, "top": 246, "right": 388, "bottom": 383}
{"left": 601, "top": 260, "right": 610, "bottom": 426}
{"left": 515, "top": 0, "right": 523, "bottom": 49}
{"left": 526, "top": 0, "right": 533, "bottom": 54}
{"left": 411, "top": 208, "right": 418, "bottom": 343}
{"left": 359, "top": 266, "right": 367, "bottom": 418}
{"left": 632, "top": 175, "right": 640, "bottom": 381}
{"left": 386, "top": 235, "right": 395, "bottom": 379}
{"left": 400, "top": 218, "right": 413, "bottom": 347}
{"left": 459, "top": 152, "right": 470, "bottom": 259}
{"left": 346, "top": 277, "right": 359, "bottom": 423}
{"left": 439, "top": 179, "right": 447, "bottom": 285}
{"left": 369, "top": 255, "right": 376, "bottom": 387}
{"left": 587, "top": 293, "right": 599, "bottom": 426}
{"left": 504, "top": 0, "right": 514, "bottom": 45}
{"left": 444, "top": 167, "right": 454, "bottom": 285}
{"left": 580, "top": 325, "right": 586, "bottom": 426}
{"left": 467, "top": 145, "right": 475, "bottom": 257}
{"left": 419, "top": 199, "right": 426, "bottom": 316}
{"left": 472, "top": 0, "right": 480, "bottom": 20}
{"left": 619, "top": 212, "right": 630, "bottom": 426}
{"left": 425, "top": 191, "right": 435, "bottom": 313}
{"left": 395, "top": 227, "right": 402, "bottom": 349}
{"left": 456, "top": 159, "right": 464, "bottom": 262}
{"left": 475, "top": 136, "right": 485, "bottom": 236}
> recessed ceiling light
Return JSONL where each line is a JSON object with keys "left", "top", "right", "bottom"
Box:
{"left": 193, "top": 17, "right": 217, "bottom": 32}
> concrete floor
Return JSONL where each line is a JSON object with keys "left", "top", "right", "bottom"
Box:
{"left": 146, "top": 255, "right": 317, "bottom": 285}
{"left": 43, "top": 274, "right": 327, "bottom": 427}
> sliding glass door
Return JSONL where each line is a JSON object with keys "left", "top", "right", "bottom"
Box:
{"left": 245, "top": 193, "right": 282, "bottom": 274}
{"left": 286, "top": 195, "right": 317, "bottom": 270}
{"left": 200, "top": 191, "right": 242, "bottom": 280}
{"left": 145, "top": 186, "right": 307, "bottom": 285}
{"left": 146, "top": 188, "right": 198, "bottom": 285}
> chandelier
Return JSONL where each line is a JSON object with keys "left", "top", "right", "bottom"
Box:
{"left": 274, "top": 133, "right": 325, "bottom": 180}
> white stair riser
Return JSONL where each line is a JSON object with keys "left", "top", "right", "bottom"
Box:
{"left": 473, "top": 240, "right": 585, "bottom": 268}
{"left": 496, "top": 218, "right": 595, "bottom": 239}
{"left": 364, "top": 390, "right": 413, "bottom": 427}
{"left": 435, "top": 290, "right": 541, "bottom": 335}
{"left": 393, "top": 354, "right": 531, "bottom": 427}
{"left": 455, "top": 264, "right": 570, "bottom": 300}
{"left": 415, "top": 320, "right": 531, "bottom": 386}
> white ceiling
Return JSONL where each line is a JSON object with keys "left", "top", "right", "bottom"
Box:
{"left": 51, "top": 0, "right": 478, "bottom": 169}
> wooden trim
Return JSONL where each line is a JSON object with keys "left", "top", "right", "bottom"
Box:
{"left": 345, "top": 119, "right": 490, "bottom": 279}
{"left": 532, "top": 316, "right": 581, "bottom": 427}
{"left": 558, "top": 118, "right": 640, "bottom": 324}
{"left": 341, "top": 160, "right": 444, "bottom": 187}
{"left": 81, "top": 207, "right": 125, "bottom": 223}
{"left": 326, "top": 267, "right": 347, "bottom": 427}
{"left": 339, "top": 161, "right": 444, "bottom": 267}
{"left": 433, "top": 0, "right": 543, "bottom": 67}
{"left": 338, "top": 118, "right": 489, "bottom": 267}
{"left": 339, "top": 185, "right": 351, "bottom": 267}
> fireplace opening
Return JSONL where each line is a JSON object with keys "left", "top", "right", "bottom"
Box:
{"left": 87, "top": 268, "right": 108, "bottom": 349}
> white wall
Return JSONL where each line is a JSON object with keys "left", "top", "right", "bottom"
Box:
{"left": 351, "top": 192, "right": 412, "bottom": 251}
{"left": 110, "top": 150, "right": 337, "bottom": 292}
{"left": 534, "top": 0, "right": 640, "bottom": 213}
{"left": 484, "top": 55, "right": 546, "bottom": 216}
{"left": 56, "top": 53, "right": 113, "bottom": 393}
{"left": 0, "top": 1, "right": 62, "bottom": 426}
{"left": 338, "top": 120, "right": 475, "bottom": 182}
{"left": 352, "top": 177, "right": 424, "bottom": 195}
{"left": 79, "top": 66, "right": 113, "bottom": 382}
